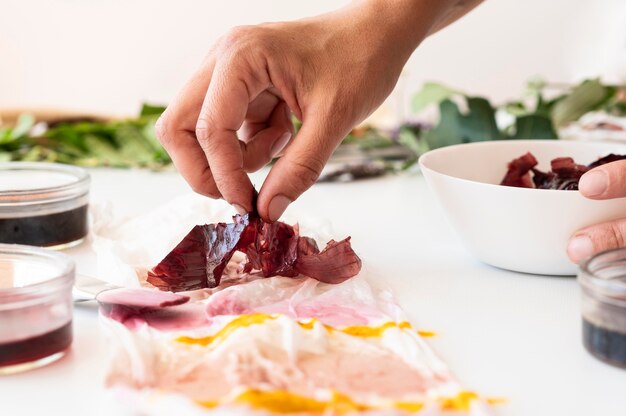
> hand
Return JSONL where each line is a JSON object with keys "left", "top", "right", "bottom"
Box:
{"left": 156, "top": 0, "right": 473, "bottom": 221}
{"left": 567, "top": 160, "right": 626, "bottom": 263}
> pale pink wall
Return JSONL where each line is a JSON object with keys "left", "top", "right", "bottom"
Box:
{"left": 0, "top": 0, "right": 624, "bottom": 117}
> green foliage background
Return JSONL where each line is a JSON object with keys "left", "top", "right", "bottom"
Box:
{"left": 1, "top": 79, "right": 623, "bottom": 170}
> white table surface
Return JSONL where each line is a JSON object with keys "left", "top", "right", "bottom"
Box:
{"left": 1, "top": 168, "right": 625, "bottom": 416}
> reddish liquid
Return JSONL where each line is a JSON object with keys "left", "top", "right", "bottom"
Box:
{"left": 0, "top": 322, "right": 72, "bottom": 367}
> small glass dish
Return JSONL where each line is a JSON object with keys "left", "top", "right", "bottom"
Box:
{"left": 578, "top": 248, "right": 626, "bottom": 369}
{"left": 0, "top": 244, "right": 75, "bottom": 374}
{"left": 0, "top": 162, "right": 90, "bottom": 249}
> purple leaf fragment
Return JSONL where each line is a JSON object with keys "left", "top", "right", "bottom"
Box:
{"left": 587, "top": 153, "right": 626, "bottom": 169}
{"left": 501, "top": 152, "right": 626, "bottom": 191}
{"left": 500, "top": 152, "right": 538, "bottom": 188}
{"left": 147, "top": 211, "right": 362, "bottom": 292}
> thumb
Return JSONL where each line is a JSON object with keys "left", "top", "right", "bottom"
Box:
{"left": 579, "top": 160, "right": 626, "bottom": 200}
{"left": 567, "top": 218, "right": 626, "bottom": 264}
{"left": 257, "top": 112, "right": 348, "bottom": 222}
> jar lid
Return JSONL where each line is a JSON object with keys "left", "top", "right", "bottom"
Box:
{"left": 0, "top": 162, "right": 90, "bottom": 215}
{"left": 0, "top": 243, "right": 75, "bottom": 310}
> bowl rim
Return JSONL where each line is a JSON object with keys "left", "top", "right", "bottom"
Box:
{"left": 418, "top": 139, "right": 626, "bottom": 194}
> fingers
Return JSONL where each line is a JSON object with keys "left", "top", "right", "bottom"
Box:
{"left": 156, "top": 56, "right": 222, "bottom": 198}
{"left": 257, "top": 111, "right": 347, "bottom": 222}
{"left": 567, "top": 160, "right": 626, "bottom": 263}
{"left": 195, "top": 56, "right": 271, "bottom": 212}
{"left": 569, "top": 161, "right": 626, "bottom": 263}
{"left": 158, "top": 43, "right": 291, "bottom": 210}
{"left": 239, "top": 91, "right": 281, "bottom": 143}
{"left": 579, "top": 160, "right": 626, "bottom": 199}
{"left": 241, "top": 101, "right": 293, "bottom": 172}
{"left": 567, "top": 218, "right": 626, "bottom": 263}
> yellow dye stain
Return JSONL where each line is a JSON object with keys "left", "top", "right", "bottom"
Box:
{"left": 340, "top": 321, "right": 412, "bottom": 338}
{"left": 296, "top": 319, "right": 318, "bottom": 331}
{"left": 177, "top": 313, "right": 276, "bottom": 346}
{"left": 486, "top": 397, "right": 508, "bottom": 405}
{"left": 329, "top": 391, "right": 373, "bottom": 413}
{"left": 440, "top": 391, "right": 479, "bottom": 411}
{"left": 417, "top": 330, "right": 437, "bottom": 337}
{"left": 197, "top": 390, "right": 424, "bottom": 414}
{"left": 178, "top": 313, "right": 427, "bottom": 347}
{"left": 197, "top": 390, "right": 497, "bottom": 414}
{"left": 395, "top": 401, "right": 425, "bottom": 412}
{"left": 233, "top": 389, "right": 328, "bottom": 414}
{"left": 196, "top": 400, "right": 218, "bottom": 409}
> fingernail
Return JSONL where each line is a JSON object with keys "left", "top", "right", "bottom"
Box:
{"left": 268, "top": 195, "right": 292, "bottom": 222}
{"left": 567, "top": 235, "right": 593, "bottom": 263}
{"left": 233, "top": 204, "right": 247, "bottom": 215}
{"left": 270, "top": 132, "right": 291, "bottom": 158}
{"left": 579, "top": 170, "right": 608, "bottom": 197}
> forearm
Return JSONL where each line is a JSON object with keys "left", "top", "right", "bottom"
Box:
{"left": 348, "top": 0, "right": 484, "bottom": 63}
{"left": 427, "top": 0, "right": 484, "bottom": 35}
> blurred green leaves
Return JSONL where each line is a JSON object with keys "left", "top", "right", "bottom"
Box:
{"left": 1, "top": 77, "right": 623, "bottom": 177}
{"left": 0, "top": 114, "right": 34, "bottom": 143}
{"left": 551, "top": 80, "right": 615, "bottom": 127}
{"left": 511, "top": 115, "right": 557, "bottom": 140}
{"left": 423, "top": 97, "right": 502, "bottom": 150}
{"left": 412, "top": 83, "right": 556, "bottom": 151}
{"left": 0, "top": 104, "right": 170, "bottom": 169}
{"left": 410, "top": 82, "right": 460, "bottom": 114}
{"left": 410, "top": 78, "right": 624, "bottom": 152}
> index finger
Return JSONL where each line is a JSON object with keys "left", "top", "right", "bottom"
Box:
{"left": 156, "top": 55, "right": 222, "bottom": 199}
{"left": 196, "top": 58, "right": 269, "bottom": 212}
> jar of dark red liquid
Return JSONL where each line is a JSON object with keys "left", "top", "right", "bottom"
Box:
{"left": 0, "top": 162, "right": 90, "bottom": 248}
{"left": 0, "top": 244, "right": 75, "bottom": 374}
{"left": 579, "top": 248, "right": 626, "bottom": 369}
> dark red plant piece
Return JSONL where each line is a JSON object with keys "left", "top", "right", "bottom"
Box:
{"left": 531, "top": 157, "right": 589, "bottom": 190}
{"left": 530, "top": 167, "right": 557, "bottom": 189}
{"left": 296, "top": 237, "right": 363, "bottom": 284}
{"left": 147, "top": 216, "right": 251, "bottom": 291}
{"left": 551, "top": 157, "right": 586, "bottom": 175}
{"left": 501, "top": 152, "right": 626, "bottom": 191}
{"left": 240, "top": 220, "right": 301, "bottom": 277}
{"left": 587, "top": 154, "right": 626, "bottom": 169}
{"left": 500, "top": 152, "right": 538, "bottom": 188}
{"left": 147, "top": 201, "right": 362, "bottom": 292}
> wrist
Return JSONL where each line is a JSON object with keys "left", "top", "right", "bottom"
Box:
{"left": 354, "top": 0, "right": 459, "bottom": 53}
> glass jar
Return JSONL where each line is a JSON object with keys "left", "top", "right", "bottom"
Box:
{"left": 0, "top": 162, "right": 90, "bottom": 249}
{"left": 0, "top": 244, "right": 75, "bottom": 374}
{"left": 578, "top": 248, "right": 626, "bottom": 369}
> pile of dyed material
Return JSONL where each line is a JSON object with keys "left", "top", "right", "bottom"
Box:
{"left": 500, "top": 152, "right": 626, "bottom": 190}
{"left": 147, "top": 212, "right": 361, "bottom": 291}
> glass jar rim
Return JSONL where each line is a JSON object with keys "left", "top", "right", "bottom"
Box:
{"left": 0, "top": 244, "right": 75, "bottom": 306}
{"left": 578, "top": 247, "right": 626, "bottom": 306}
{"left": 0, "top": 162, "right": 90, "bottom": 207}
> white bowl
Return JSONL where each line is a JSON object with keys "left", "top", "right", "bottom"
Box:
{"left": 419, "top": 140, "right": 626, "bottom": 275}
